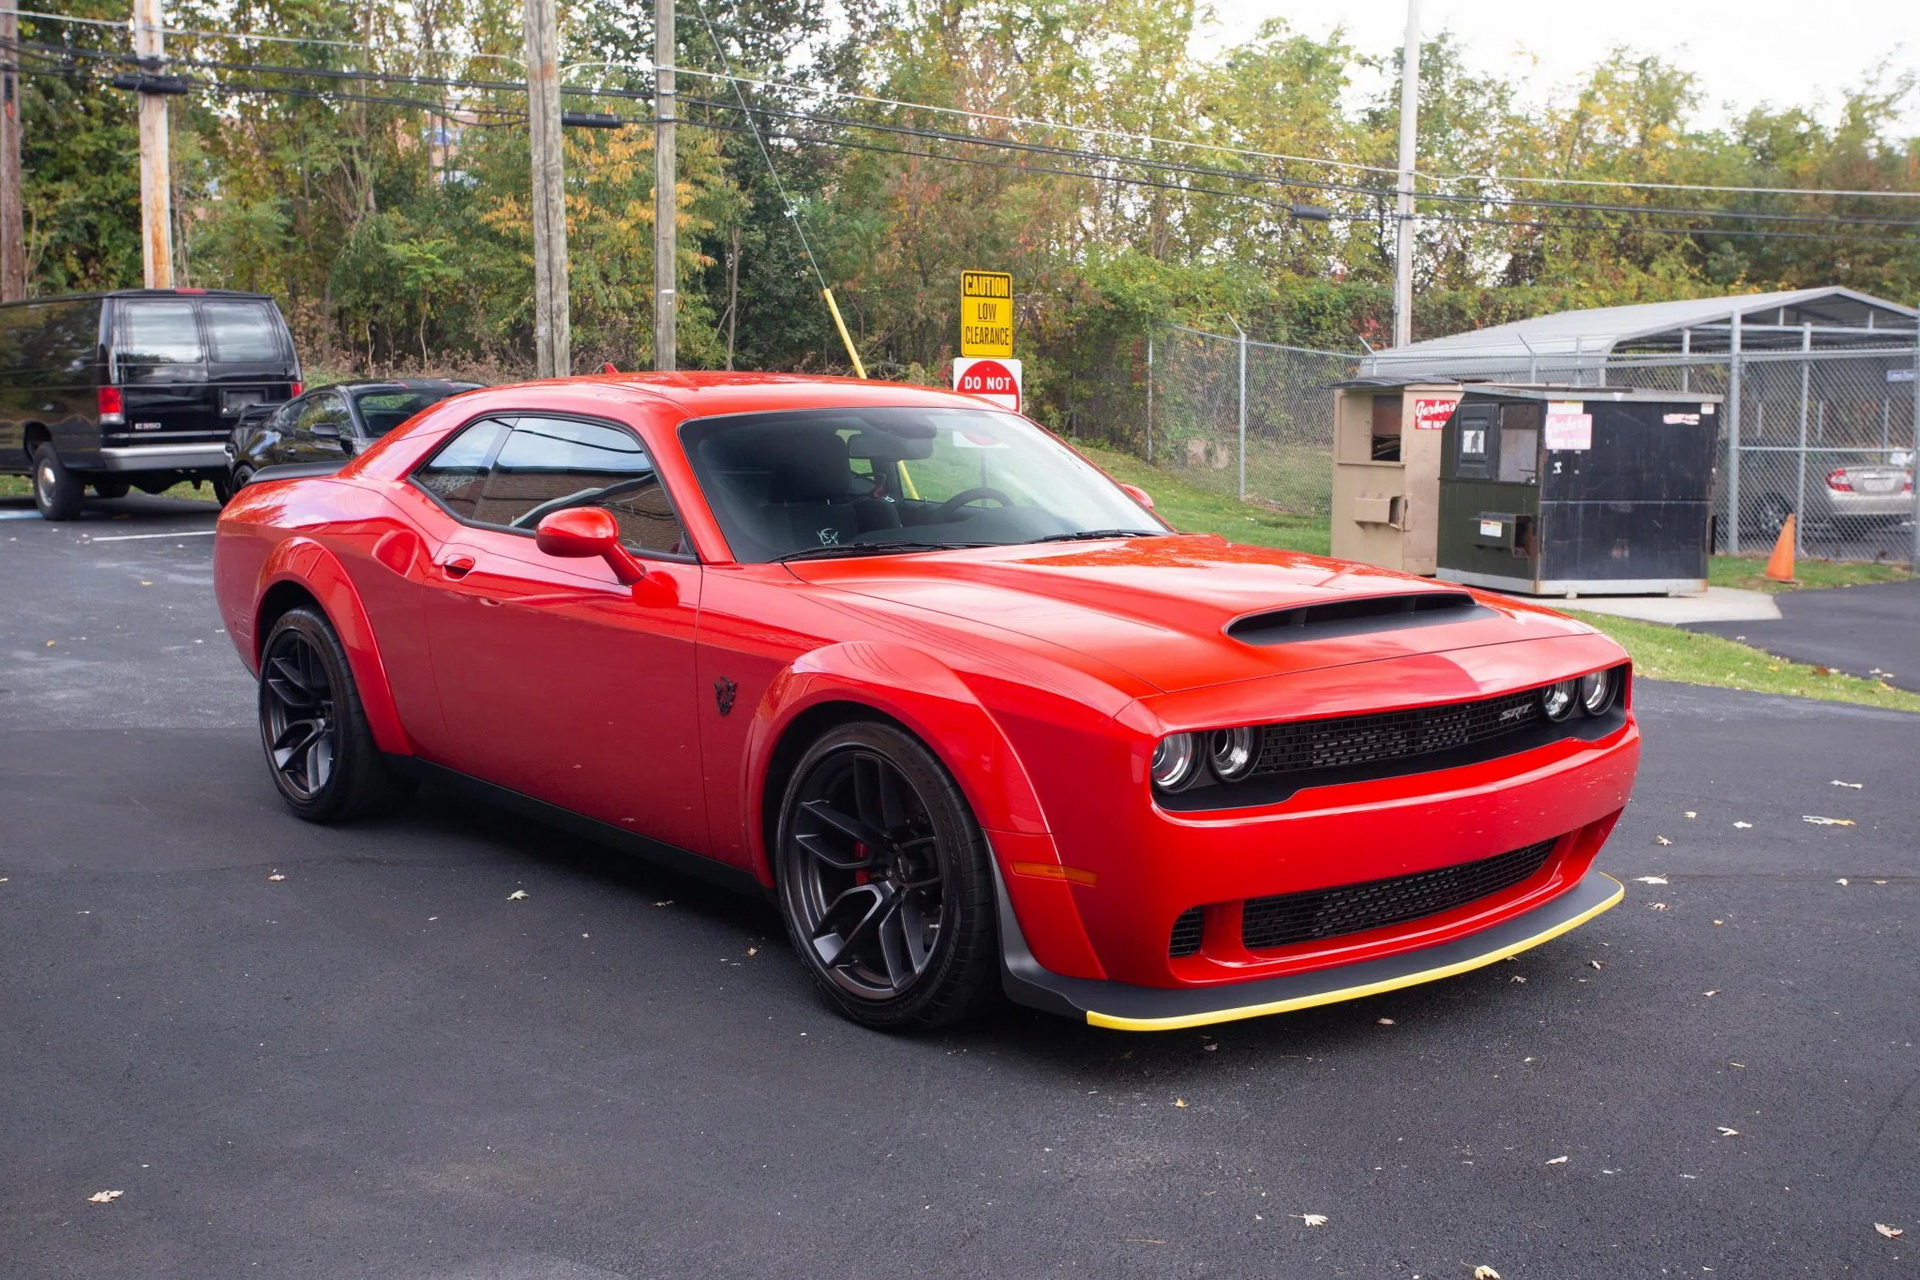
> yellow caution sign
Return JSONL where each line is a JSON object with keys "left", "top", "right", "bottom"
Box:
{"left": 960, "top": 270, "right": 1014, "bottom": 357}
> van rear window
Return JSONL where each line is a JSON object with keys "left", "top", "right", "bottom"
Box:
{"left": 203, "top": 300, "right": 284, "bottom": 363}
{"left": 120, "top": 300, "right": 203, "bottom": 364}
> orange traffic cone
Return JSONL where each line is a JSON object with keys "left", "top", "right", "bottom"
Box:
{"left": 1763, "top": 513, "right": 1798, "bottom": 584}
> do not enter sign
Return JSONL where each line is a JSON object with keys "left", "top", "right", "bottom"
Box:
{"left": 953, "top": 357, "right": 1023, "bottom": 413}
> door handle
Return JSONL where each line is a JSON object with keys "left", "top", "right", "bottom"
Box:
{"left": 439, "top": 554, "right": 475, "bottom": 579}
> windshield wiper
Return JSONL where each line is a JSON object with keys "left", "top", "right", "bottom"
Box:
{"left": 1028, "top": 529, "right": 1166, "bottom": 544}
{"left": 773, "top": 540, "right": 991, "bottom": 563}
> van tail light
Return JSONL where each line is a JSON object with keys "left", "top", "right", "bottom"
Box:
{"left": 1905, "top": 474, "right": 1914, "bottom": 494}
{"left": 98, "top": 386, "right": 125, "bottom": 425}
{"left": 289, "top": 381, "right": 304, "bottom": 397}
{"left": 1825, "top": 468, "right": 1853, "bottom": 493}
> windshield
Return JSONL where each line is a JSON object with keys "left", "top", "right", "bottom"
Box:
{"left": 353, "top": 387, "right": 465, "bottom": 436}
{"left": 680, "top": 406, "right": 1163, "bottom": 563}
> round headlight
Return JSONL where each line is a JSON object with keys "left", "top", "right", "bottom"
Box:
{"left": 1151, "top": 733, "right": 1200, "bottom": 790}
{"left": 1579, "top": 668, "right": 1616, "bottom": 716}
{"left": 1208, "top": 727, "right": 1256, "bottom": 781}
{"left": 1540, "top": 680, "right": 1578, "bottom": 722}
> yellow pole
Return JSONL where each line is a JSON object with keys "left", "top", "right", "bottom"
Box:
{"left": 823, "top": 287, "right": 867, "bottom": 379}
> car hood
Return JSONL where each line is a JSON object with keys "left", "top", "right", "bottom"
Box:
{"left": 786, "top": 534, "right": 1597, "bottom": 695}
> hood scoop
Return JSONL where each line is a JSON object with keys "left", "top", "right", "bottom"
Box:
{"left": 1227, "top": 591, "right": 1490, "bottom": 646}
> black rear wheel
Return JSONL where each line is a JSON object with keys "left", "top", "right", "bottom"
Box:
{"left": 775, "top": 721, "right": 999, "bottom": 1030}
{"left": 32, "top": 443, "right": 83, "bottom": 520}
{"left": 258, "top": 607, "right": 414, "bottom": 822}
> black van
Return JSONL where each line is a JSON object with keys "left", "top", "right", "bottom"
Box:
{"left": 0, "top": 289, "right": 302, "bottom": 519}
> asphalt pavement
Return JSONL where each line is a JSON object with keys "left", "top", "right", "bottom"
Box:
{"left": 1688, "top": 577, "right": 1920, "bottom": 691}
{"left": 3, "top": 494, "right": 1917, "bottom": 1279}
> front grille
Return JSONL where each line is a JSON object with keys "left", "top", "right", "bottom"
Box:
{"left": 1251, "top": 688, "right": 1542, "bottom": 778}
{"left": 1239, "top": 838, "right": 1557, "bottom": 953}
{"left": 1168, "top": 906, "right": 1205, "bottom": 958}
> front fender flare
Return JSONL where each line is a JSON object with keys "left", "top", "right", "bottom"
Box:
{"left": 255, "top": 537, "right": 413, "bottom": 756}
{"left": 744, "top": 640, "right": 1106, "bottom": 980}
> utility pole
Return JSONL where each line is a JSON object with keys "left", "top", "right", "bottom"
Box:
{"left": 0, "top": 4, "right": 23, "bottom": 300}
{"left": 652, "top": 0, "right": 675, "bottom": 371}
{"left": 523, "top": 0, "right": 569, "bottom": 377}
{"left": 1391, "top": 0, "right": 1419, "bottom": 348}
{"left": 132, "top": 0, "right": 172, "bottom": 289}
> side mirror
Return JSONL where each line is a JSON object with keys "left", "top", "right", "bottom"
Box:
{"left": 1119, "top": 482, "right": 1155, "bottom": 510}
{"left": 310, "top": 421, "right": 339, "bottom": 439}
{"left": 535, "top": 507, "right": 646, "bottom": 584}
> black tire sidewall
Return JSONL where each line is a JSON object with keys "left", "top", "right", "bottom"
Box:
{"left": 258, "top": 607, "right": 404, "bottom": 823}
{"left": 32, "top": 444, "right": 84, "bottom": 521}
{"left": 774, "top": 720, "right": 999, "bottom": 1030}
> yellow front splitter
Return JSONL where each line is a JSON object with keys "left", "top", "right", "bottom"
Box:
{"left": 997, "top": 870, "right": 1624, "bottom": 1032}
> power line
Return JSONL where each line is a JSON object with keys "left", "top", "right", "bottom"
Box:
{"left": 17, "top": 44, "right": 1919, "bottom": 246}
{"left": 14, "top": 6, "right": 1919, "bottom": 204}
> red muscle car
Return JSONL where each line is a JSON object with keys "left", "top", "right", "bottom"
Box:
{"left": 214, "top": 373, "right": 1637, "bottom": 1031}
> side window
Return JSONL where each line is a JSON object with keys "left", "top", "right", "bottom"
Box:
{"left": 117, "top": 300, "right": 205, "bottom": 373}
{"left": 201, "top": 300, "right": 285, "bottom": 364}
{"left": 414, "top": 418, "right": 511, "bottom": 520}
{"left": 477, "top": 416, "right": 688, "bottom": 554}
{"left": 295, "top": 393, "right": 347, "bottom": 436}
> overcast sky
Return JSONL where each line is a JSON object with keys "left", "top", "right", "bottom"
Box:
{"left": 1208, "top": 1, "right": 1920, "bottom": 136}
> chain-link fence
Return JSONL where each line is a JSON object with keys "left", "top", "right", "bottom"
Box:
{"left": 1457, "top": 346, "right": 1920, "bottom": 564}
{"left": 1133, "top": 323, "right": 1359, "bottom": 517}
{"left": 1078, "top": 322, "right": 1918, "bottom": 565}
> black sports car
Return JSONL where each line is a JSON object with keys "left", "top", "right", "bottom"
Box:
{"left": 225, "top": 378, "right": 482, "bottom": 490}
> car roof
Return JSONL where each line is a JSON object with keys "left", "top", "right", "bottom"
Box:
{"left": 315, "top": 378, "right": 484, "bottom": 397}
{"left": 457, "top": 371, "right": 1006, "bottom": 422}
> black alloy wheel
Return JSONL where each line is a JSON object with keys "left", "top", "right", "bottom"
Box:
{"left": 257, "top": 607, "right": 414, "bottom": 822}
{"left": 32, "top": 443, "right": 84, "bottom": 520}
{"left": 776, "top": 722, "right": 999, "bottom": 1030}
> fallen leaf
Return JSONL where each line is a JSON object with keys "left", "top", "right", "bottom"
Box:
{"left": 1876, "top": 1223, "right": 1904, "bottom": 1239}
{"left": 1588, "top": 960, "right": 1605, "bottom": 970}
{"left": 1632, "top": 875, "right": 1669, "bottom": 885}
{"left": 87, "top": 1190, "right": 123, "bottom": 1203}
{"left": 1718, "top": 1127, "right": 1741, "bottom": 1137}
{"left": 1546, "top": 1155, "right": 1569, "bottom": 1165}
{"left": 1173, "top": 1098, "right": 1188, "bottom": 1109}
{"left": 1713, "top": 919, "right": 1725, "bottom": 926}
{"left": 1837, "top": 878, "right": 1850, "bottom": 886}
{"left": 267, "top": 873, "right": 285, "bottom": 882}
{"left": 1376, "top": 1018, "right": 1395, "bottom": 1026}
{"left": 1474, "top": 1267, "right": 1502, "bottom": 1280}
{"left": 1684, "top": 811, "right": 1698, "bottom": 819}
{"left": 506, "top": 890, "right": 528, "bottom": 901}
{"left": 1509, "top": 975, "right": 1527, "bottom": 984}
{"left": 1703, "top": 990, "right": 1719, "bottom": 997}
{"left": 653, "top": 899, "right": 674, "bottom": 907}
{"left": 1649, "top": 902, "right": 1669, "bottom": 911}
{"left": 1802, "top": 815, "right": 1857, "bottom": 827}
{"left": 1874, "top": 879, "right": 1888, "bottom": 885}
{"left": 745, "top": 946, "right": 758, "bottom": 957}
{"left": 1729, "top": 1062, "right": 1744, "bottom": 1068}
{"left": 1831, "top": 780, "right": 1864, "bottom": 789}
{"left": 1733, "top": 821, "right": 1753, "bottom": 829}
{"left": 1294, "top": 1213, "right": 1328, "bottom": 1227}
{"left": 1654, "top": 836, "right": 1672, "bottom": 846}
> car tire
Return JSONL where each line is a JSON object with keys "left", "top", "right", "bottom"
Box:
{"left": 31, "top": 443, "right": 85, "bottom": 520}
{"left": 774, "top": 720, "right": 1001, "bottom": 1031}
{"left": 212, "top": 472, "right": 237, "bottom": 506}
{"left": 257, "top": 606, "right": 416, "bottom": 823}
{"left": 1751, "top": 493, "right": 1793, "bottom": 541}
{"left": 91, "top": 479, "right": 131, "bottom": 499}
{"left": 231, "top": 465, "right": 255, "bottom": 495}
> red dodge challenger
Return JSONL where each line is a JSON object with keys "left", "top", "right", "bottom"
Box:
{"left": 214, "top": 373, "right": 1637, "bottom": 1031}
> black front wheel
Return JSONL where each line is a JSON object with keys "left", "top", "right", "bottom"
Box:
{"left": 258, "top": 607, "right": 414, "bottom": 822}
{"left": 775, "top": 722, "right": 1000, "bottom": 1030}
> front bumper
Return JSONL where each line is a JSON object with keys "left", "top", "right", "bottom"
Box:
{"left": 1000, "top": 867, "right": 1623, "bottom": 1030}
{"left": 98, "top": 443, "right": 230, "bottom": 472}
